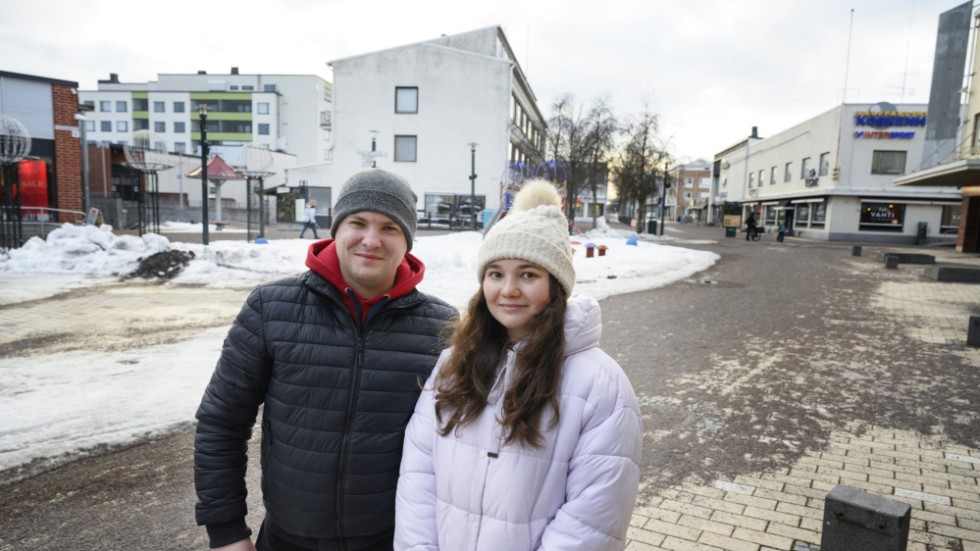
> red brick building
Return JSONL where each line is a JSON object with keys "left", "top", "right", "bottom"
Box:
{"left": 1, "top": 70, "right": 83, "bottom": 225}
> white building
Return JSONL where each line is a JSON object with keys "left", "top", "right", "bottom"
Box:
{"left": 303, "top": 25, "right": 547, "bottom": 228}
{"left": 712, "top": 102, "right": 961, "bottom": 243}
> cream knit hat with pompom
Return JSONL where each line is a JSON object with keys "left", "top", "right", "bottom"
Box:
{"left": 477, "top": 179, "right": 575, "bottom": 294}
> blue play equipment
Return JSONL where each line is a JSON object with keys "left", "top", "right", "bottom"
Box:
{"left": 483, "top": 161, "right": 530, "bottom": 234}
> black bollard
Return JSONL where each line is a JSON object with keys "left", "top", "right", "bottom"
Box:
{"left": 821, "top": 485, "right": 910, "bottom": 551}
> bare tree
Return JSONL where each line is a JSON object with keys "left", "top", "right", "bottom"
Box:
{"left": 614, "top": 106, "right": 668, "bottom": 232}
{"left": 581, "top": 97, "right": 617, "bottom": 228}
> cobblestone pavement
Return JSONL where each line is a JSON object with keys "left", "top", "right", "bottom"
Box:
{"left": 0, "top": 223, "right": 978, "bottom": 551}
{"left": 620, "top": 227, "right": 980, "bottom": 551}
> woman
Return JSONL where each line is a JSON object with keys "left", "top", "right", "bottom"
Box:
{"left": 299, "top": 198, "right": 319, "bottom": 239}
{"left": 395, "top": 180, "right": 643, "bottom": 551}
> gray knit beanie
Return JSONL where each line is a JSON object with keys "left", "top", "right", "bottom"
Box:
{"left": 330, "top": 169, "right": 418, "bottom": 250}
{"left": 477, "top": 179, "right": 575, "bottom": 294}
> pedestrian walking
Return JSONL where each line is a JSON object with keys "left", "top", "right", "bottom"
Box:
{"left": 299, "top": 198, "right": 319, "bottom": 238}
{"left": 745, "top": 211, "right": 758, "bottom": 241}
{"left": 777, "top": 222, "right": 786, "bottom": 242}
{"left": 194, "top": 168, "right": 457, "bottom": 551}
{"left": 394, "top": 179, "right": 642, "bottom": 551}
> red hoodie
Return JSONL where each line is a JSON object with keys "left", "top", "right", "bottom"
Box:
{"left": 305, "top": 239, "right": 426, "bottom": 322}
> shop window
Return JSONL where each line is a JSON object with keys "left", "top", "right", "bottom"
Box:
{"left": 810, "top": 201, "right": 826, "bottom": 227}
{"left": 796, "top": 204, "right": 810, "bottom": 228}
{"left": 395, "top": 87, "right": 418, "bottom": 114}
{"left": 871, "top": 151, "right": 906, "bottom": 175}
{"left": 860, "top": 202, "right": 905, "bottom": 232}
{"left": 941, "top": 204, "right": 961, "bottom": 234}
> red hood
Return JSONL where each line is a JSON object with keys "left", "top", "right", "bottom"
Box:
{"left": 305, "top": 239, "right": 425, "bottom": 319}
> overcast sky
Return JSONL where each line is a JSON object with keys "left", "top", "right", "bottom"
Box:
{"left": 0, "top": 0, "right": 968, "bottom": 162}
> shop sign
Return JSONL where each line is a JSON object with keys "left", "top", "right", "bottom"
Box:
{"left": 853, "top": 130, "right": 916, "bottom": 139}
{"left": 854, "top": 111, "right": 926, "bottom": 128}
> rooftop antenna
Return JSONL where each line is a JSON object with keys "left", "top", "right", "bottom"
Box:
{"left": 842, "top": 8, "right": 855, "bottom": 103}
{"left": 900, "top": 0, "right": 916, "bottom": 102}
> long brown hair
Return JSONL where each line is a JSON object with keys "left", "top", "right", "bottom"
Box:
{"left": 433, "top": 275, "right": 567, "bottom": 448}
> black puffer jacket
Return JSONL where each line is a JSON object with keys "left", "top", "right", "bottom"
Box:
{"left": 194, "top": 269, "right": 455, "bottom": 546}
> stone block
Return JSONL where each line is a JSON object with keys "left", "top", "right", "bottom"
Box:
{"left": 820, "top": 485, "right": 910, "bottom": 551}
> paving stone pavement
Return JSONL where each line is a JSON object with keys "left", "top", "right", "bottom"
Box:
{"left": 623, "top": 234, "right": 980, "bottom": 551}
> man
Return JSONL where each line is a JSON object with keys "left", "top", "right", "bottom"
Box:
{"left": 745, "top": 211, "right": 758, "bottom": 241}
{"left": 194, "top": 169, "right": 457, "bottom": 551}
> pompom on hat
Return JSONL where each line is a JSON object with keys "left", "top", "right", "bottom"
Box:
{"left": 477, "top": 179, "right": 575, "bottom": 294}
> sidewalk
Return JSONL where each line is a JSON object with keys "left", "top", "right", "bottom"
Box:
{"left": 624, "top": 222, "right": 980, "bottom": 551}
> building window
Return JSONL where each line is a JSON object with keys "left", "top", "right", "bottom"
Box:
{"left": 174, "top": 101, "right": 185, "bottom": 113}
{"left": 133, "top": 99, "right": 148, "bottom": 111}
{"left": 258, "top": 123, "right": 270, "bottom": 135}
{"left": 134, "top": 119, "right": 149, "bottom": 131}
{"left": 800, "top": 157, "right": 811, "bottom": 179}
{"left": 871, "top": 151, "right": 907, "bottom": 175}
{"left": 395, "top": 87, "right": 419, "bottom": 114}
{"left": 154, "top": 121, "right": 166, "bottom": 133}
{"left": 819, "top": 152, "right": 830, "bottom": 176}
{"left": 116, "top": 121, "right": 128, "bottom": 132}
{"left": 174, "top": 121, "right": 186, "bottom": 133}
{"left": 175, "top": 142, "right": 186, "bottom": 154}
{"left": 810, "top": 200, "right": 826, "bottom": 227}
{"left": 758, "top": 170, "right": 764, "bottom": 186}
{"left": 264, "top": 84, "right": 277, "bottom": 92}
{"left": 770, "top": 166, "right": 777, "bottom": 186}
{"left": 784, "top": 162, "right": 792, "bottom": 182}
{"left": 101, "top": 120, "right": 112, "bottom": 132}
{"left": 84, "top": 121, "right": 95, "bottom": 131}
{"left": 153, "top": 101, "right": 165, "bottom": 113}
{"left": 941, "top": 204, "right": 961, "bottom": 234}
{"left": 257, "top": 102, "right": 270, "bottom": 115}
{"left": 860, "top": 202, "right": 905, "bottom": 232}
{"left": 242, "top": 85, "right": 254, "bottom": 91}
{"left": 685, "top": 177, "right": 693, "bottom": 188}
{"left": 114, "top": 101, "right": 126, "bottom": 112}
{"left": 748, "top": 172, "right": 754, "bottom": 188}
{"left": 100, "top": 100, "right": 111, "bottom": 112}
{"left": 394, "top": 135, "right": 418, "bottom": 162}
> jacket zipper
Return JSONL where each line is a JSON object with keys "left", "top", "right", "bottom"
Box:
{"left": 335, "top": 330, "right": 365, "bottom": 550}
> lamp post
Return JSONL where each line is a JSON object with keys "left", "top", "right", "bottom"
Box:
{"left": 468, "top": 143, "right": 477, "bottom": 230}
{"left": 198, "top": 104, "right": 210, "bottom": 245}
{"left": 658, "top": 162, "right": 666, "bottom": 236}
{"left": 74, "top": 112, "right": 91, "bottom": 216}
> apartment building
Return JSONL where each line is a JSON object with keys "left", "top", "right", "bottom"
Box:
{"left": 78, "top": 70, "right": 331, "bottom": 165}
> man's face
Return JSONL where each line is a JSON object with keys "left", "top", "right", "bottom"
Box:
{"left": 334, "top": 211, "right": 407, "bottom": 298}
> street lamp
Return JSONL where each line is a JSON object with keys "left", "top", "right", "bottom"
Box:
{"left": 74, "top": 111, "right": 91, "bottom": 216}
{"left": 198, "top": 103, "right": 210, "bottom": 245}
{"left": 468, "top": 143, "right": 477, "bottom": 230}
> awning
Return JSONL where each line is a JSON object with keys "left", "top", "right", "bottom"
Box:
{"left": 893, "top": 159, "right": 980, "bottom": 188}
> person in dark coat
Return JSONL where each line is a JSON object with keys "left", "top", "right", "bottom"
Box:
{"left": 194, "top": 169, "right": 457, "bottom": 551}
{"left": 745, "top": 212, "right": 758, "bottom": 241}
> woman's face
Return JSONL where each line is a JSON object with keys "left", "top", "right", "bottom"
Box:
{"left": 482, "top": 259, "right": 552, "bottom": 342}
